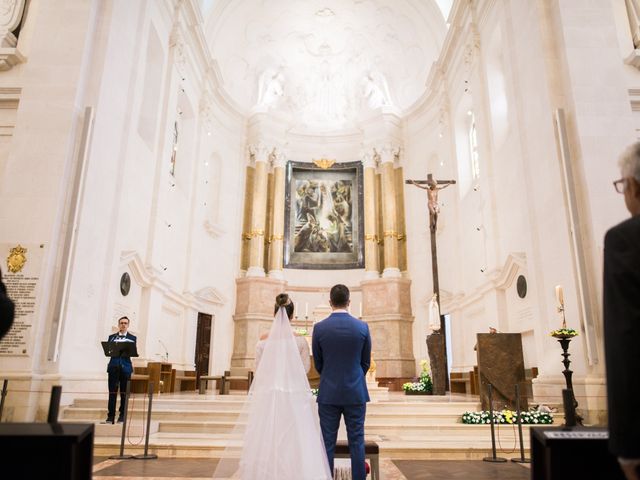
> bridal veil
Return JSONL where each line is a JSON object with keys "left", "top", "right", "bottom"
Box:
{"left": 212, "top": 306, "right": 332, "bottom": 479}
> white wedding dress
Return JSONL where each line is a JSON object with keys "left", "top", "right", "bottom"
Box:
{"left": 213, "top": 307, "right": 332, "bottom": 480}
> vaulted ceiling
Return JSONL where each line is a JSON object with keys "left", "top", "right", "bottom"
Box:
{"left": 204, "top": 0, "right": 450, "bottom": 132}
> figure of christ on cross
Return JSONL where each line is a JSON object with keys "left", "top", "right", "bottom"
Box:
{"left": 407, "top": 174, "right": 455, "bottom": 232}
{"left": 406, "top": 173, "right": 456, "bottom": 390}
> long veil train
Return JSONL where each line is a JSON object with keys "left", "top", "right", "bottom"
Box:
{"left": 212, "top": 307, "right": 332, "bottom": 479}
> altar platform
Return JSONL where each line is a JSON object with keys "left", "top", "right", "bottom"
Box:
{"left": 60, "top": 387, "right": 549, "bottom": 461}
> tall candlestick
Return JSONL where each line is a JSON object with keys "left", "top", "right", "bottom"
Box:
{"left": 359, "top": 302, "right": 362, "bottom": 318}
{"left": 305, "top": 302, "right": 308, "bottom": 317}
{"left": 555, "top": 285, "right": 564, "bottom": 307}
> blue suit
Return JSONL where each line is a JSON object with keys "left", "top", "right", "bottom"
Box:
{"left": 312, "top": 312, "right": 371, "bottom": 480}
{"left": 106, "top": 332, "right": 136, "bottom": 421}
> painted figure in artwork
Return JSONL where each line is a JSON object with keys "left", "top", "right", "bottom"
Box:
{"left": 294, "top": 179, "right": 354, "bottom": 253}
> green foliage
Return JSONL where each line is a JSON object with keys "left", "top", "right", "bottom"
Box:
{"left": 550, "top": 328, "right": 578, "bottom": 337}
{"left": 403, "top": 360, "right": 433, "bottom": 393}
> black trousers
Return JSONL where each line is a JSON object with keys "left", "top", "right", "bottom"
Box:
{"left": 107, "top": 366, "right": 130, "bottom": 419}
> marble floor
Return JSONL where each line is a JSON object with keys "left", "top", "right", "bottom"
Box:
{"left": 92, "top": 457, "right": 531, "bottom": 479}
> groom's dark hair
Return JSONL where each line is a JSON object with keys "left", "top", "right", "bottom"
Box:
{"left": 329, "top": 284, "right": 350, "bottom": 308}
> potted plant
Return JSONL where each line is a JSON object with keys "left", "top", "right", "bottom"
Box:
{"left": 402, "top": 360, "right": 433, "bottom": 395}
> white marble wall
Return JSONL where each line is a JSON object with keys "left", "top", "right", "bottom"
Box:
{"left": 402, "top": 0, "right": 638, "bottom": 421}
{"left": 0, "top": 0, "right": 245, "bottom": 419}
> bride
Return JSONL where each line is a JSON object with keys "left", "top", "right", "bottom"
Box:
{"left": 213, "top": 293, "right": 332, "bottom": 480}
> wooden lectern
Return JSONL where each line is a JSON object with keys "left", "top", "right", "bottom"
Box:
{"left": 476, "top": 333, "right": 527, "bottom": 411}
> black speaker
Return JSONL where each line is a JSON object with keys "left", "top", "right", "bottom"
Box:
{"left": 531, "top": 426, "right": 625, "bottom": 480}
{"left": 0, "top": 423, "right": 94, "bottom": 480}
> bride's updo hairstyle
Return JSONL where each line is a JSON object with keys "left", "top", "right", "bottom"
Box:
{"left": 274, "top": 293, "right": 294, "bottom": 320}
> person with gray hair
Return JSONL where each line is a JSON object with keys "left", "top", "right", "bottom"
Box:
{"left": 604, "top": 141, "right": 640, "bottom": 480}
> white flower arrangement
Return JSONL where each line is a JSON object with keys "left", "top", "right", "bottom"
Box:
{"left": 402, "top": 359, "right": 433, "bottom": 393}
{"left": 461, "top": 408, "right": 553, "bottom": 425}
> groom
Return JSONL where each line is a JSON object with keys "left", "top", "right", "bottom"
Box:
{"left": 312, "top": 284, "right": 372, "bottom": 480}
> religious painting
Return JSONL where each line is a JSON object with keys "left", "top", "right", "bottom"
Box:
{"left": 284, "top": 161, "right": 364, "bottom": 269}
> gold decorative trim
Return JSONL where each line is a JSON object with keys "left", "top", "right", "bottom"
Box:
{"left": 383, "top": 230, "right": 398, "bottom": 238}
{"left": 265, "top": 234, "right": 284, "bottom": 245}
{"left": 242, "top": 229, "right": 265, "bottom": 240}
{"left": 312, "top": 158, "right": 336, "bottom": 169}
{"left": 364, "top": 234, "right": 378, "bottom": 242}
{"left": 7, "top": 244, "right": 27, "bottom": 273}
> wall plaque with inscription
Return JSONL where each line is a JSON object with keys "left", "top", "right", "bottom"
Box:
{"left": 0, "top": 243, "right": 45, "bottom": 356}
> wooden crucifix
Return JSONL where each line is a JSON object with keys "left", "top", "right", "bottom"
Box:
{"left": 406, "top": 173, "right": 456, "bottom": 387}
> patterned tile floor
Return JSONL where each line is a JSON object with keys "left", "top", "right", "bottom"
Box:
{"left": 93, "top": 457, "right": 531, "bottom": 479}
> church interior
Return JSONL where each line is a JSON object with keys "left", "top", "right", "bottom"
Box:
{"left": 0, "top": 0, "right": 638, "bottom": 478}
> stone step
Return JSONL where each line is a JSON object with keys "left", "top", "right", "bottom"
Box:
{"left": 59, "top": 419, "right": 160, "bottom": 437}
{"left": 66, "top": 398, "right": 481, "bottom": 415}
{"left": 154, "top": 412, "right": 467, "bottom": 433}
{"left": 67, "top": 390, "right": 549, "bottom": 460}
{"left": 151, "top": 422, "right": 536, "bottom": 439}
{"left": 91, "top": 430, "right": 533, "bottom": 460}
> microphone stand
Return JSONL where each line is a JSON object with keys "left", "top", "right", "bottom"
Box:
{"left": 158, "top": 340, "right": 169, "bottom": 362}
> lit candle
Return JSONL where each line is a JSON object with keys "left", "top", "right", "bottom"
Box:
{"left": 305, "top": 302, "right": 308, "bottom": 317}
{"left": 555, "top": 285, "right": 564, "bottom": 307}
{"left": 359, "top": 302, "right": 363, "bottom": 318}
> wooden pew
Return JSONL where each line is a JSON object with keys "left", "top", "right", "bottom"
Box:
{"left": 221, "top": 367, "right": 253, "bottom": 394}
{"left": 174, "top": 370, "right": 197, "bottom": 391}
{"left": 130, "top": 366, "right": 150, "bottom": 394}
{"left": 199, "top": 374, "right": 224, "bottom": 395}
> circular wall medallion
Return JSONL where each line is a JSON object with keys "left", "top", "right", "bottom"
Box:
{"left": 516, "top": 275, "right": 527, "bottom": 298}
{"left": 120, "top": 272, "right": 131, "bottom": 296}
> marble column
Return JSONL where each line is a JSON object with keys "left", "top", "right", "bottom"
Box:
{"left": 361, "top": 277, "right": 415, "bottom": 379}
{"left": 379, "top": 145, "right": 401, "bottom": 278}
{"left": 231, "top": 276, "right": 286, "bottom": 367}
{"left": 362, "top": 151, "right": 379, "bottom": 279}
{"left": 268, "top": 151, "right": 286, "bottom": 279}
{"left": 246, "top": 144, "right": 271, "bottom": 277}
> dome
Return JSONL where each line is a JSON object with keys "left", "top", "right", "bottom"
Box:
{"left": 204, "top": 0, "right": 449, "bottom": 132}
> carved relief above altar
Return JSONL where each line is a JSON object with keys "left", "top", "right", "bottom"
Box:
{"left": 0, "top": 0, "right": 25, "bottom": 71}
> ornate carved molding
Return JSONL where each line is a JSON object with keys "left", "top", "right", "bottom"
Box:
{"left": 462, "top": 26, "right": 481, "bottom": 69}
{"left": 374, "top": 143, "right": 401, "bottom": 164}
{"left": 121, "top": 250, "right": 226, "bottom": 311}
{"left": 272, "top": 149, "right": 287, "bottom": 169}
{"left": 247, "top": 143, "right": 275, "bottom": 164}
{"left": 169, "top": 24, "right": 187, "bottom": 76}
{"left": 360, "top": 150, "right": 377, "bottom": 169}
{"left": 199, "top": 88, "right": 214, "bottom": 126}
{"left": 0, "top": 0, "right": 25, "bottom": 71}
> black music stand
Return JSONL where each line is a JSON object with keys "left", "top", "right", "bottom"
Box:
{"left": 101, "top": 340, "right": 139, "bottom": 359}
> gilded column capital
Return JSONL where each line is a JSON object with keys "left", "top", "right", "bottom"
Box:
{"left": 272, "top": 148, "right": 288, "bottom": 169}
{"left": 248, "top": 143, "right": 274, "bottom": 164}
{"left": 374, "top": 143, "right": 401, "bottom": 164}
{"left": 360, "top": 150, "right": 378, "bottom": 169}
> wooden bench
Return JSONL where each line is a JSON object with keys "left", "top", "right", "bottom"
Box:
{"left": 221, "top": 367, "right": 254, "bottom": 394}
{"left": 199, "top": 374, "right": 224, "bottom": 395}
{"left": 174, "top": 370, "right": 197, "bottom": 391}
{"left": 450, "top": 371, "right": 472, "bottom": 394}
{"left": 130, "top": 366, "right": 150, "bottom": 394}
{"left": 334, "top": 440, "right": 379, "bottom": 480}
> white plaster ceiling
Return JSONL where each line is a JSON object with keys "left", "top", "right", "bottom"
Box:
{"left": 205, "top": 0, "right": 448, "bottom": 132}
